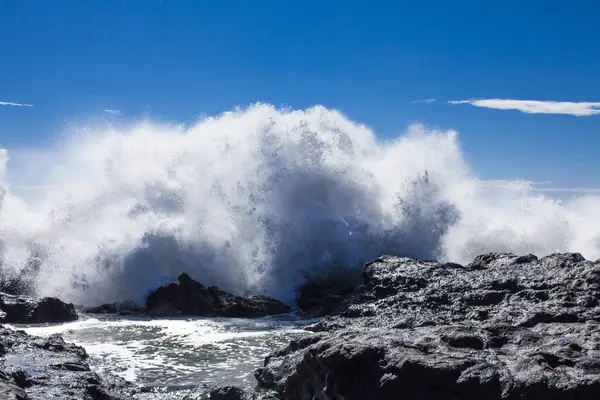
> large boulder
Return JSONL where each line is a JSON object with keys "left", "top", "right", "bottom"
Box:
{"left": 0, "top": 293, "right": 78, "bottom": 324}
{"left": 256, "top": 253, "right": 600, "bottom": 399}
{"left": 0, "top": 325, "right": 135, "bottom": 399}
{"left": 146, "top": 273, "right": 292, "bottom": 318}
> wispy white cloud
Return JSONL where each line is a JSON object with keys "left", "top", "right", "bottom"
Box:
{"left": 479, "top": 179, "right": 538, "bottom": 187}
{"left": 480, "top": 179, "right": 600, "bottom": 195}
{"left": 533, "top": 187, "right": 600, "bottom": 194}
{"left": 104, "top": 109, "right": 122, "bottom": 115}
{"left": 0, "top": 101, "right": 33, "bottom": 107}
{"left": 412, "top": 98, "right": 436, "bottom": 104}
{"left": 449, "top": 99, "right": 600, "bottom": 116}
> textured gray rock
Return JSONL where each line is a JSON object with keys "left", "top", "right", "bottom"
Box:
{"left": 256, "top": 252, "right": 600, "bottom": 399}
{"left": 312, "top": 252, "right": 600, "bottom": 331}
{"left": 0, "top": 325, "right": 135, "bottom": 399}
{"left": 0, "top": 293, "right": 78, "bottom": 324}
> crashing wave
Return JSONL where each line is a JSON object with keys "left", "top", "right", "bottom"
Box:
{"left": 0, "top": 104, "right": 599, "bottom": 305}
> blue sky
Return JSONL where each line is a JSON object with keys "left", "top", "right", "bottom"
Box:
{"left": 1, "top": 0, "right": 598, "bottom": 190}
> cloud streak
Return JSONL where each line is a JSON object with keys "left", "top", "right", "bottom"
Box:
{"left": 104, "top": 109, "right": 122, "bottom": 115}
{"left": 0, "top": 101, "right": 33, "bottom": 107}
{"left": 449, "top": 99, "right": 600, "bottom": 116}
{"left": 412, "top": 98, "right": 436, "bottom": 104}
{"left": 479, "top": 180, "right": 600, "bottom": 195}
{"left": 534, "top": 187, "right": 600, "bottom": 194}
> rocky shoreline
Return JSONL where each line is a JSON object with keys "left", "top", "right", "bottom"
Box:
{"left": 0, "top": 325, "right": 135, "bottom": 400}
{"left": 2, "top": 252, "right": 600, "bottom": 399}
{"left": 257, "top": 253, "right": 600, "bottom": 399}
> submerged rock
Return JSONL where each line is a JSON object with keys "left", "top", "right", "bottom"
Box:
{"left": 0, "top": 325, "right": 135, "bottom": 399}
{"left": 256, "top": 252, "right": 600, "bottom": 399}
{"left": 146, "top": 273, "right": 292, "bottom": 318}
{"left": 0, "top": 293, "right": 78, "bottom": 324}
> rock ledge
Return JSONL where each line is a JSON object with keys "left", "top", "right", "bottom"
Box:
{"left": 256, "top": 252, "right": 600, "bottom": 399}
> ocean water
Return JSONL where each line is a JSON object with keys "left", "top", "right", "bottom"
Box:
{"left": 13, "top": 314, "right": 309, "bottom": 394}
{"left": 1, "top": 104, "right": 600, "bottom": 308}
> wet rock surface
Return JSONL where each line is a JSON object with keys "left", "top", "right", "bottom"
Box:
{"left": 183, "top": 385, "right": 280, "bottom": 400}
{"left": 0, "top": 293, "right": 78, "bottom": 324}
{"left": 145, "top": 273, "right": 292, "bottom": 318}
{"left": 0, "top": 325, "right": 135, "bottom": 400}
{"left": 256, "top": 252, "right": 600, "bottom": 399}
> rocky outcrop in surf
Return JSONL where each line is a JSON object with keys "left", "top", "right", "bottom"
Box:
{"left": 83, "top": 273, "right": 292, "bottom": 318}
{"left": 81, "top": 301, "right": 145, "bottom": 316}
{"left": 256, "top": 253, "right": 600, "bottom": 399}
{"left": 0, "top": 293, "right": 77, "bottom": 324}
{"left": 145, "top": 273, "right": 292, "bottom": 318}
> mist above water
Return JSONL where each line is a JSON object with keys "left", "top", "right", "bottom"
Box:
{"left": 1, "top": 104, "right": 599, "bottom": 305}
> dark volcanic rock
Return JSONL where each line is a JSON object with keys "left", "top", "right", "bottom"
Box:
{"left": 0, "top": 325, "right": 134, "bottom": 399}
{"left": 82, "top": 301, "right": 145, "bottom": 316}
{"left": 296, "top": 268, "right": 362, "bottom": 318}
{"left": 256, "top": 252, "right": 600, "bottom": 399}
{"left": 256, "top": 324, "right": 600, "bottom": 400}
{"left": 312, "top": 252, "right": 600, "bottom": 331}
{"left": 146, "top": 273, "right": 292, "bottom": 318}
{"left": 0, "top": 293, "right": 78, "bottom": 324}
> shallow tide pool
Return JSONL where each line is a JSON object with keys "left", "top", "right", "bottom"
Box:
{"left": 12, "top": 314, "right": 310, "bottom": 393}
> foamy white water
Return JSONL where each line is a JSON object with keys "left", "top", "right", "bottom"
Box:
{"left": 12, "top": 315, "right": 308, "bottom": 390}
{"left": 1, "top": 104, "right": 599, "bottom": 305}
